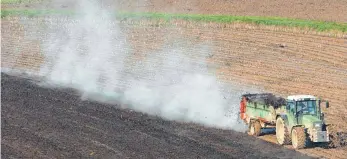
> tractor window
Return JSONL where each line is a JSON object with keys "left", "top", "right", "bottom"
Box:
{"left": 287, "top": 102, "right": 295, "bottom": 114}
{"left": 296, "top": 100, "right": 317, "bottom": 115}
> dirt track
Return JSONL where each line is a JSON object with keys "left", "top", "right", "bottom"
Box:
{"left": 1, "top": 73, "right": 314, "bottom": 159}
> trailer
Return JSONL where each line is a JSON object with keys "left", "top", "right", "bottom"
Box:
{"left": 239, "top": 93, "right": 339, "bottom": 149}
{"left": 239, "top": 93, "right": 286, "bottom": 136}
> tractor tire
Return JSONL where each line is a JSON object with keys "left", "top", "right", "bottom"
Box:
{"left": 276, "top": 117, "right": 291, "bottom": 145}
{"left": 291, "top": 127, "right": 308, "bottom": 149}
{"left": 248, "top": 120, "right": 261, "bottom": 136}
{"left": 327, "top": 124, "right": 341, "bottom": 148}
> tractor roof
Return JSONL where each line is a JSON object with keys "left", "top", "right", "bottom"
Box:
{"left": 287, "top": 95, "right": 317, "bottom": 101}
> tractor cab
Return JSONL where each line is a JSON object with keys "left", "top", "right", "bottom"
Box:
{"left": 287, "top": 95, "right": 318, "bottom": 116}
{"left": 286, "top": 95, "right": 329, "bottom": 122}
{"left": 285, "top": 95, "right": 330, "bottom": 134}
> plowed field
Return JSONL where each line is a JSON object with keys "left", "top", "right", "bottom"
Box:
{"left": 1, "top": 0, "right": 347, "bottom": 159}
{"left": 3, "top": 73, "right": 316, "bottom": 159}
{"left": 124, "top": 21, "right": 347, "bottom": 159}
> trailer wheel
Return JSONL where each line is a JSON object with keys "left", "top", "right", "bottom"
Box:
{"left": 292, "top": 127, "right": 308, "bottom": 149}
{"left": 249, "top": 120, "right": 261, "bottom": 136}
{"left": 276, "top": 117, "right": 291, "bottom": 145}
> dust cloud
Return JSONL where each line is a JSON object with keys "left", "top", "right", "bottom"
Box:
{"left": 34, "top": 0, "right": 258, "bottom": 132}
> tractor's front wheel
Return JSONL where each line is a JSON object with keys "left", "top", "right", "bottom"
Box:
{"left": 276, "top": 117, "right": 291, "bottom": 145}
{"left": 291, "top": 127, "right": 308, "bottom": 149}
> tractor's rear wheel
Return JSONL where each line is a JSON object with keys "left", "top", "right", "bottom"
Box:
{"left": 276, "top": 117, "right": 291, "bottom": 145}
{"left": 248, "top": 120, "right": 261, "bottom": 136}
{"left": 291, "top": 127, "right": 308, "bottom": 149}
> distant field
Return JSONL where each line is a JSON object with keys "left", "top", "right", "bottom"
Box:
{"left": 2, "top": 0, "right": 346, "bottom": 23}
{"left": 1, "top": 0, "right": 25, "bottom": 3}
{"left": 1, "top": 0, "right": 43, "bottom": 4}
{"left": 2, "top": 9, "right": 347, "bottom": 33}
{"left": 0, "top": 9, "right": 73, "bottom": 17}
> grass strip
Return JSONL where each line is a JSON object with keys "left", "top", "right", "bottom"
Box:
{"left": 2, "top": 0, "right": 27, "bottom": 4}
{"left": 1, "top": 0, "right": 44, "bottom": 4}
{"left": 117, "top": 12, "right": 347, "bottom": 32}
{"left": 1, "top": 9, "right": 347, "bottom": 32}
{"left": 1, "top": 9, "right": 74, "bottom": 17}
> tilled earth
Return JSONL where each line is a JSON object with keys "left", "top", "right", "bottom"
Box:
{"left": 2, "top": 1, "right": 347, "bottom": 159}
{"left": 1, "top": 73, "right": 314, "bottom": 159}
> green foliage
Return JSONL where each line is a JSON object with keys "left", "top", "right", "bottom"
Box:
{"left": 1, "top": 9, "right": 346, "bottom": 33}
{"left": 116, "top": 12, "right": 347, "bottom": 32}
{"left": 1, "top": 0, "right": 43, "bottom": 4}
{"left": 1, "top": 9, "right": 73, "bottom": 18}
{"left": 1, "top": 0, "right": 23, "bottom": 4}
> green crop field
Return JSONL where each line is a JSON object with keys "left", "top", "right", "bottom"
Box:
{"left": 118, "top": 12, "right": 347, "bottom": 32}
{"left": 1, "top": 0, "right": 43, "bottom": 4}
{"left": 1, "top": 9, "right": 347, "bottom": 33}
{"left": 1, "top": 9, "right": 74, "bottom": 17}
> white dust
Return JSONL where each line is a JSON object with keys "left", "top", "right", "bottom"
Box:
{"left": 32, "top": 0, "right": 261, "bottom": 131}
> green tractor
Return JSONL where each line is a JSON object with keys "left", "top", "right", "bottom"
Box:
{"left": 239, "top": 93, "right": 339, "bottom": 149}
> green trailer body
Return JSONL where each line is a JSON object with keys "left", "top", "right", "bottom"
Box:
{"left": 240, "top": 93, "right": 285, "bottom": 126}
{"left": 239, "top": 93, "right": 338, "bottom": 149}
{"left": 243, "top": 99, "right": 282, "bottom": 125}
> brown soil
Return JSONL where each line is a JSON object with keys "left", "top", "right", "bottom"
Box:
{"left": 2, "top": 17, "right": 347, "bottom": 159}
{"left": 1, "top": 73, "right": 314, "bottom": 159}
{"left": 118, "top": 0, "right": 347, "bottom": 23}
{"left": 1, "top": 0, "right": 347, "bottom": 158}
{"left": 119, "top": 20, "right": 347, "bottom": 129}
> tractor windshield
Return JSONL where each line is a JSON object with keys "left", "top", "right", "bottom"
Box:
{"left": 296, "top": 100, "right": 317, "bottom": 115}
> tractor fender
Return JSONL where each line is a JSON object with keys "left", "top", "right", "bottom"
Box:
{"left": 291, "top": 124, "right": 306, "bottom": 130}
